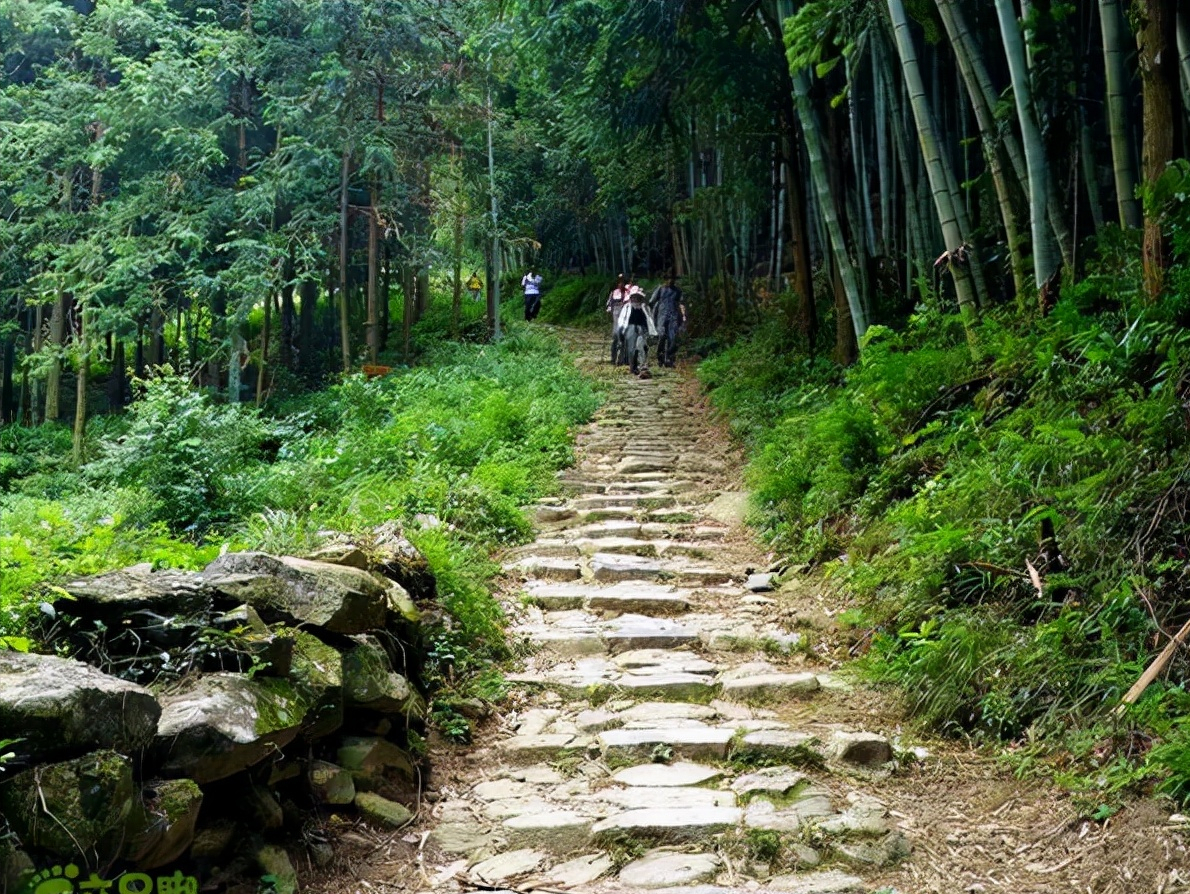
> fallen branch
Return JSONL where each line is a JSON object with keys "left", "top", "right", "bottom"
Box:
{"left": 1115, "top": 616, "right": 1190, "bottom": 714}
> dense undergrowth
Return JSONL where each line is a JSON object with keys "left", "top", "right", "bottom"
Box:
{"left": 699, "top": 227, "right": 1190, "bottom": 816}
{"left": 0, "top": 315, "right": 599, "bottom": 737}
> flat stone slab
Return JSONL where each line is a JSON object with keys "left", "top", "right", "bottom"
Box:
{"left": 732, "top": 766, "right": 810, "bottom": 798}
{"left": 502, "top": 811, "right": 594, "bottom": 854}
{"left": 618, "top": 851, "right": 722, "bottom": 888}
{"left": 765, "top": 871, "right": 867, "bottom": 893}
{"left": 573, "top": 494, "right": 677, "bottom": 510}
{"left": 593, "top": 553, "right": 665, "bottom": 582}
{"left": 704, "top": 492, "right": 750, "bottom": 525}
{"left": 592, "top": 807, "right": 742, "bottom": 842}
{"left": 469, "top": 849, "right": 546, "bottom": 884}
{"left": 744, "top": 789, "right": 835, "bottom": 831}
{"left": 615, "top": 650, "right": 717, "bottom": 674}
{"left": 736, "top": 730, "right": 823, "bottom": 764}
{"left": 616, "top": 673, "right": 719, "bottom": 702}
{"left": 498, "top": 734, "right": 576, "bottom": 763}
{"left": 569, "top": 521, "right": 644, "bottom": 539}
{"left": 573, "top": 536, "right": 661, "bottom": 557}
{"left": 720, "top": 672, "right": 821, "bottom": 702}
{"left": 589, "top": 582, "right": 695, "bottom": 616}
{"left": 612, "top": 762, "right": 725, "bottom": 788}
{"left": 599, "top": 727, "right": 734, "bottom": 761}
{"left": 594, "top": 786, "right": 735, "bottom": 811}
{"left": 617, "top": 702, "right": 720, "bottom": 725}
{"left": 746, "top": 572, "right": 777, "bottom": 592}
{"left": 828, "top": 731, "right": 893, "bottom": 768}
{"left": 606, "top": 616, "right": 699, "bottom": 652}
{"left": 529, "top": 853, "right": 614, "bottom": 888}
{"left": 0, "top": 652, "right": 161, "bottom": 762}
{"left": 508, "top": 557, "right": 583, "bottom": 581}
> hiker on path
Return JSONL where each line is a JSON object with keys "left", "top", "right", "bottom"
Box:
{"left": 467, "top": 271, "right": 483, "bottom": 302}
{"left": 522, "top": 270, "right": 543, "bottom": 321}
{"left": 649, "top": 275, "right": 686, "bottom": 368}
{"left": 606, "top": 274, "right": 632, "bottom": 364}
{"left": 622, "top": 281, "right": 655, "bottom": 376}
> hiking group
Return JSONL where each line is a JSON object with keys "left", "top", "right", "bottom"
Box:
{"left": 606, "top": 274, "right": 686, "bottom": 376}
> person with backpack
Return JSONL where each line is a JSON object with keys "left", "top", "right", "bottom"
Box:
{"left": 521, "top": 270, "right": 543, "bottom": 320}
{"left": 606, "top": 273, "right": 632, "bottom": 364}
{"left": 649, "top": 275, "right": 686, "bottom": 368}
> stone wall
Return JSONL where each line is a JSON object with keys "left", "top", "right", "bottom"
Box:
{"left": 0, "top": 530, "right": 432, "bottom": 894}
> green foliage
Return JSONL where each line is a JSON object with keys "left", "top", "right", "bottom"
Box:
{"left": 1, "top": 326, "right": 599, "bottom": 672}
{"left": 699, "top": 236, "right": 1190, "bottom": 803}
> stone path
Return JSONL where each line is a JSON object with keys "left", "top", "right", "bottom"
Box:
{"left": 421, "top": 335, "right": 910, "bottom": 894}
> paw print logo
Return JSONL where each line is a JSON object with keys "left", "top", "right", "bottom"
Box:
{"left": 24, "top": 865, "right": 80, "bottom": 894}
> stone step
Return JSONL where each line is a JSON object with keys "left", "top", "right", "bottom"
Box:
{"left": 719, "top": 671, "right": 822, "bottom": 703}
{"left": 573, "top": 494, "right": 678, "bottom": 510}
{"left": 572, "top": 536, "right": 660, "bottom": 557}
{"left": 591, "top": 806, "right": 742, "bottom": 843}
{"left": 605, "top": 615, "right": 700, "bottom": 652}
{"left": 598, "top": 727, "right": 734, "bottom": 761}
{"left": 507, "top": 557, "right": 583, "bottom": 582}
{"left": 592, "top": 553, "right": 665, "bottom": 582}
{"left": 611, "top": 761, "right": 725, "bottom": 787}
{"left": 587, "top": 584, "right": 693, "bottom": 616}
{"left": 502, "top": 810, "right": 595, "bottom": 855}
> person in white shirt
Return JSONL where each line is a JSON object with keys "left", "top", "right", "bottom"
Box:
{"left": 522, "top": 270, "right": 543, "bottom": 320}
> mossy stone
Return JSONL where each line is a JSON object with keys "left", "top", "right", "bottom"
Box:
{"left": 0, "top": 750, "right": 134, "bottom": 860}
{"left": 124, "top": 778, "right": 203, "bottom": 869}
{"left": 354, "top": 792, "right": 413, "bottom": 828}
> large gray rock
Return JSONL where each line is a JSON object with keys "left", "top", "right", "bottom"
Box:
{"left": 58, "top": 564, "right": 209, "bottom": 618}
{"left": 342, "top": 636, "right": 421, "bottom": 714}
{"left": 124, "top": 778, "right": 204, "bottom": 869}
{"left": 288, "top": 629, "right": 346, "bottom": 738}
{"left": 336, "top": 736, "right": 416, "bottom": 791}
{"left": 0, "top": 651, "right": 161, "bottom": 762}
{"left": 204, "top": 552, "right": 397, "bottom": 634}
{"left": 0, "top": 750, "right": 135, "bottom": 860}
{"left": 618, "top": 851, "right": 721, "bottom": 888}
{"left": 155, "top": 673, "right": 313, "bottom": 783}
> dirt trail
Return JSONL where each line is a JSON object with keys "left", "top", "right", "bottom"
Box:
{"left": 309, "top": 331, "right": 1190, "bottom": 894}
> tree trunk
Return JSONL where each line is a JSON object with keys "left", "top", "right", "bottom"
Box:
{"left": 367, "top": 197, "right": 380, "bottom": 364}
{"left": 402, "top": 265, "right": 415, "bottom": 360}
{"left": 149, "top": 304, "right": 165, "bottom": 366}
{"left": 338, "top": 144, "right": 352, "bottom": 371}
{"left": 228, "top": 325, "right": 243, "bottom": 403}
{"left": 994, "top": 0, "right": 1061, "bottom": 288}
{"left": 791, "top": 69, "right": 867, "bottom": 342}
{"left": 486, "top": 81, "right": 502, "bottom": 343}
{"left": 1101, "top": 0, "right": 1144, "bottom": 228}
{"left": 888, "top": 0, "right": 979, "bottom": 335}
{"left": 1178, "top": 8, "right": 1190, "bottom": 121}
{"left": 108, "top": 339, "right": 126, "bottom": 411}
{"left": 44, "top": 292, "right": 66, "bottom": 423}
{"left": 72, "top": 308, "right": 89, "bottom": 465}
{"left": 280, "top": 274, "right": 295, "bottom": 372}
{"left": 452, "top": 204, "right": 464, "bottom": 336}
{"left": 1, "top": 336, "right": 13, "bottom": 424}
{"left": 1137, "top": 0, "right": 1177, "bottom": 300}
{"left": 256, "top": 289, "right": 271, "bottom": 406}
{"left": 937, "top": 0, "right": 1028, "bottom": 298}
{"left": 298, "top": 278, "right": 316, "bottom": 378}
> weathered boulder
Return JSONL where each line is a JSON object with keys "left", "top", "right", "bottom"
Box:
{"left": 354, "top": 792, "right": 413, "bottom": 828}
{"left": 308, "top": 761, "right": 355, "bottom": 805}
{"left": 58, "top": 564, "right": 210, "bottom": 620}
{"left": 155, "top": 673, "right": 312, "bottom": 783}
{"left": 0, "top": 750, "right": 135, "bottom": 859}
{"left": 336, "top": 736, "right": 415, "bottom": 791}
{"left": 343, "top": 637, "right": 421, "bottom": 715}
{"left": 317, "top": 524, "right": 436, "bottom": 603}
{"left": 124, "top": 778, "right": 204, "bottom": 869}
{"left": 254, "top": 844, "right": 298, "bottom": 894}
{"left": 0, "top": 651, "right": 161, "bottom": 763}
{"left": 203, "top": 552, "right": 395, "bottom": 634}
{"left": 288, "top": 629, "right": 345, "bottom": 739}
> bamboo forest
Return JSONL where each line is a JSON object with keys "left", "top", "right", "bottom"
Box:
{"left": 6, "top": 1, "right": 1190, "bottom": 893}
